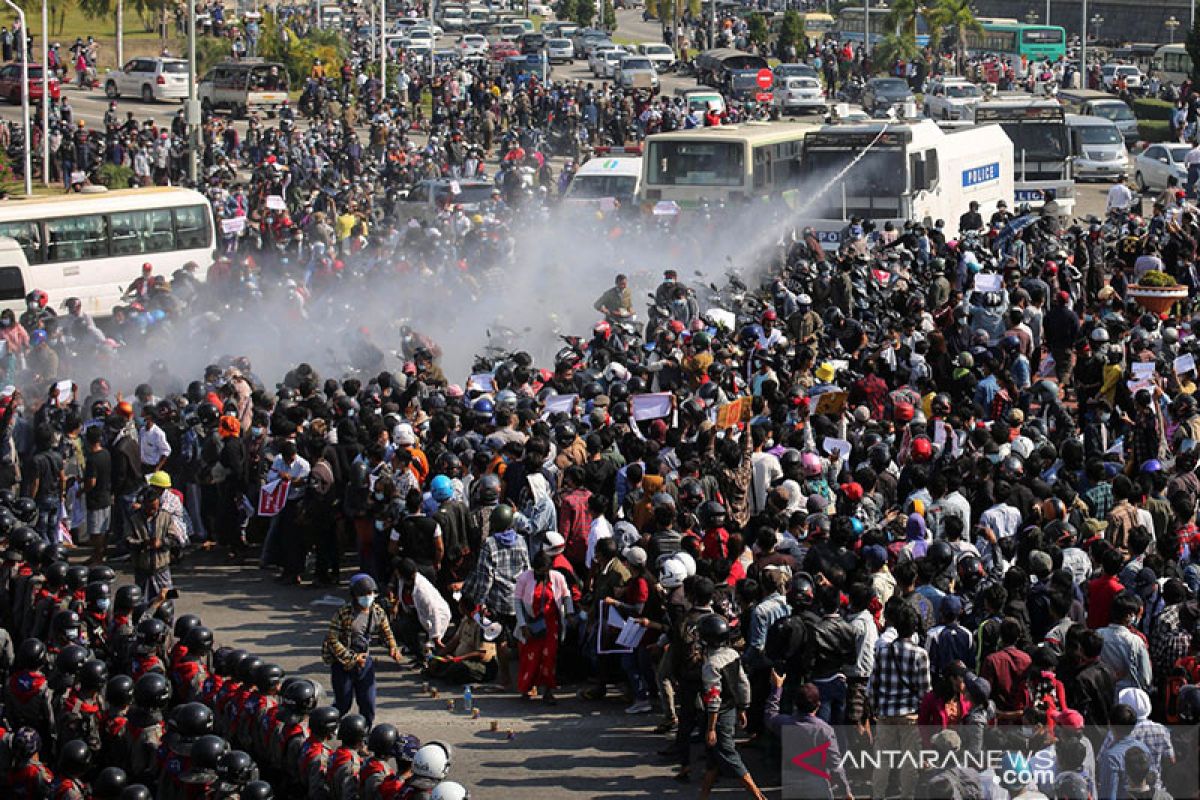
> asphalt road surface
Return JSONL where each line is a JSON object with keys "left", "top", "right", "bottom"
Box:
{"left": 166, "top": 551, "right": 781, "bottom": 799}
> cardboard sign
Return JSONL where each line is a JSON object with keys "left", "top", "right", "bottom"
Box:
{"left": 257, "top": 479, "right": 287, "bottom": 517}
{"left": 221, "top": 216, "right": 246, "bottom": 234}
{"left": 467, "top": 373, "right": 495, "bottom": 392}
{"left": 541, "top": 393, "right": 577, "bottom": 418}
{"left": 813, "top": 390, "right": 848, "bottom": 416}
{"left": 1131, "top": 362, "right": 1156, "bottom": 380}
{"left": 265, "top": 194, "right": 286, "bottom": 210}
{"left": 974, "top": 273, "right": 1003, "bottom": 292}
{"left": 631, "top": 393, "right": 672, "bottom": 422}
{"left": 715, "top": 397, "right": 752, "bottom": 428}
{"left": 1176, "top": 354, "right": 1196, "bottom": 376}
{"left": 822, "top": 437, "right": 851, "bottom": 461}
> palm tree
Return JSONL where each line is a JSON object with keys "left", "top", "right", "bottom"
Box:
{"left": 926, "top": 0, "right": 982, "bottom": 74}
{"left": 875, "top": 0, "right": 923, "bottom": 71}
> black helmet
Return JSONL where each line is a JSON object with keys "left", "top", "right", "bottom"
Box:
{"left": 136, "top": 617, "right": 168, "bottom": 649}
{"left": 473, "top": 473, "right": 501, "bottom": 505}
{"left": 216, "top": 750, "right": 256, "bottom": 786}
{"left": 309, "top": 706, "right": 341, "bottom": 738}
{"left": 182, "top": 625, "right": 214, "bottom": 656}
{"left": 41, "top": 544, "right": 68, "bottom": 567}
{"left": 281, "top": 678, "right": 318, "bottom": 715}
{"left": 92, "top": 767, "right": 129, "bottom": 800}
{"left": 106, "top": 674, "right": 135, "bottom": 708}
{"left": 789, "top": 572, "right": 816, "bottom": 607}
{"left": 242, "top": 780, "right": 274, "bottom": 800}
{"left": 926, "top": 540, "right": 953, "bottom": 569}
{"left": 85, "top": 581, "right": 111, "bottom": 605}
{"left": 609, "top": 381, "right": 630, "bottom": 403}
{"left": 190, "top": 734, "right": 228, "bottom": 772}
{"left": 51, "top": 609, "right": 82, "bottom": 639}
{"left": 53, "top": 643, "right": 88, "bottom": 675}
{"left": 338, "top": 713, "right": 369, "bottom": 747}
{"left": 779, "top": 448, "right": 803, "bottom": 473}
{"left": 57, "top": 739, "right": 92, "bottom": 777}
{"left": 174, "top": 613, "right": 203, "bottom": 640}
{"left": 368, "top": 723, "right": 400, "bottom": 757}
{"left": 43, "top": 560, "right": 69, "bottom": 589}
{"left": 0, "top": 507, "right": 16, "bottom": 536}
{"left": 582, "top": 380, "right": 604, "bottom": 400}
{"left": 678, "top": 479, "right": 705, "bottom": 510}
{"left": 238, "top": 656, "right": 264, "bottom": 684}
{"left": 196, "top": 402, "right": 220, "bottom": 426}
{"left": 698, "top": 500, "right": 727, "bottom": 528}
{"left": 957, "top": 555, "right": 985, "bottom": 589}
{"left": 170, "top": 702, "right": 215, "bottom": 738}
{"left": 15, "top": 637, "right": 47, "bottom": 670}
{"left": 119, "top": 785, "right": 153, "bottom": 800}
{"left": 13, "top": 496, "right": 37, "bottom": 523}
{"left": 212, "top": 646, "right": 236, "bottom": 676}
{"left": 489, "top": 503, "right": 515, "bottom": 532}
{"left": 0, "top": 487, "right": 14, "bottom": 508}
{"left": 553, "top": 422, "right": 577, "bottom": 446}
{"left": 253, "top": 662, "right": 284, "bottom": 692}
{"left": 78, "top": 659, "right": 108, "bottom": 692}
{"left": 9, "top": 524, "right": 37, "bottom": 551}
{"left": 115, "top": 584, "right": 143, "bottom": 612}
{"left": 697, "top": 613, "right": 729, "bottom": 647}
{"left": 133, "top": 672, "right": 172, "bottom": 709}
{"left": 65, "top": 564, "right": 89, "bottom": 592}
{"left": 627, "top": 376, "right": 646, "bottom": 394}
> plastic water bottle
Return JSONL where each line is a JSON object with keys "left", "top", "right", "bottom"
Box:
{"left": 463, "top": 685, "right": 473, "bottom": 713}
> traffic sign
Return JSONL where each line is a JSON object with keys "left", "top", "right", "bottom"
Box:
{"left": 756, "top": 68, "right": 773, "bottom": 89}
{"left": 755, "top": 91, "right": 773, "bottom": 103}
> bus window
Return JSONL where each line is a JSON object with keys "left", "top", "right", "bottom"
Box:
{"left": 0, "top": 221, "right": 42, "bottom": 264}
{"left": 110, "top": 209, "right": 175, "bottom": 255}
{"left": 174, "top": 206, "right": 211, "bottom": 249}
{"left": 0, "top": 267, "right": 24, "bottom": 301}
{"left": 46, "top": 215, "right": 108, "bottom": 262}
{"left": 647, "top": 141, "right": 744, "bottom": 186}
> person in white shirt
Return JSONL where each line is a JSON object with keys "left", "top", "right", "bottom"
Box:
{"left": 138, "top": 407, "right": 171, "bottom": 472}
{"left": 1185, "top": 140, "right": 1200, "bottom": 198}
{"left": 586, "top": 500, "right": 613, "bottom": 569}
{"left": 1106, "top": 180, "right": 1133, "bottom": 214}
{"left": 262, "top": 439, "right": 311, "bottom": 583}
{"left": 749, "top": 430, "right": 782, "bottom": 515}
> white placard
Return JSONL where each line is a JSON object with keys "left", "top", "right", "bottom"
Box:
{"left": 822, "top": 437, "right": 851, "bottom": 461}
{"left": 467, "top": 373, "right": 495, "bottom": 392}
{"left": 221, "top": 216, "right": 246, "bottom": 234}
{"left": 631, "top": 392, "right": 672, "bottom": 421}
{"left": 265, "top": 195, "right": 286, "bottom": 210}
{"left": 541, "top": 393, "right": 577, "bottom": 418}
{"left": 449, "top": 180, "right": 462, "bottom": 195}
{"left": 1176, "top": 354, "right": 1196, "bottom": 375}
{"left": 974, "top": 273, "right": 1002, "bottom": 292}
{"left": 1131, "top": 362, "right": 1156, "bottom": 380}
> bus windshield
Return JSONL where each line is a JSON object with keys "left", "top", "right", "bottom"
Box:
{"left": 800, "top": 149, "right": 907, "bottom": 202}
{"left": 999, "top": 121, "right": 1068, "bottom": 161}
{"left": 647, "top": 141, "right": 744, "bottom": 187}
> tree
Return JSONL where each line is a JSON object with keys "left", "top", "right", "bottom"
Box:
{"left": 566, "top": 0, "right": 595, "bottom": 28}
{"left": 1188, "top": 17, "right": 1200, "bottom": 83}
{"left": 925, "top": 0, "right": 981, "bottom": 73}
{"left": 602, "top": 0, "right": 616, "bottom": 31}
{"left": 644, "top": 0, "right": 658, "bottom": 20}
{"left": 874, "top": 0, "right": 923, "bottom": 72}
{"left": 776, "top": 9, "right": 804, "bottom": 60}
{"left": 746, "top": 12, "right": 768, "bottom": 48}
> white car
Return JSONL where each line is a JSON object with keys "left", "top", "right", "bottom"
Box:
{"left": 1133, "top": 142, "right": 1191, "bottom": 192}
{"left": 408, "top": 28, "right": 437, "bottom": 44}
{"left": 616, "top": 56, "right": 659, "bottom": 90}
{"left": 589, "top": 45, "right": 620, "bottom": 76}
{"left": 455, "top": 34, "right": 488, "bottom": 56}
{"left": 923, "top": 78, "right": 982, "bottom": 120}
{"left": 545, "top": 38, "right": 574, "bottom": 64}
{"left": 1102, "top": 63, "right": 1144, "bottom": 90}
{"left": 638, "top": 42, "right": 675, "bottom": 72}
{"left": 772, "top": 74, "right": 824, "bottom": 114}
{"left": 440, "top": 7, "right": 467, "bottom": 29}
{"left": 104, "top": 57, "right": 189, "bottom": 102}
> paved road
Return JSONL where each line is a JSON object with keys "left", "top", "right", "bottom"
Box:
{"left": 167, "top": 551, "right": 780, "bottom": 799}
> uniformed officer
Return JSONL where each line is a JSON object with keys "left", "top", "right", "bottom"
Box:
{"left": 49, "top": 643, "right": 90, "bottom": 723}
{"left": 29, "top": 561, "right": 69, "bottom": 642}
{"left": 299, "top": 706, "right": 341, "bottom": 799}
{"left": 129, "top": 618, "right": 168, "bottom": 680}
{"left": 275, "top": 678, "right": 318, "bottom": 786}
{"left": 120, "top": 672, "right": 171, "bottom": 783}
{"left": 179, "top": 734, "right": 226, "bottom": 799}
{"left": 237, "top": 662, "right": 282, "bottom": 759}
{"left": 5, "top": 639, "right": 54, "bottom": 743}
{"left": 201, "top": 647, "right": 235, "bottom": 708}
{"left": 82, "top": 582, "right": 112, "bottom": 661}
{"left": 168, "top": 614, "right": 203, "bottom": 670}
{"left": 381, "top": 741, "right": 450, "bottom": 800}
{"left": 327, "top": 714, "right": 368, "bottom": 800}
{"left": 225, "top": 656, "right": 263, "bottom": 746}
{"left": 99, "top": 675, "right": 134, "bottom": 767}
{"left": 169, "top": 625, "right": 213, "bottom": 704}
{"left": 359, "top": 724, "right": 399, "bottom": 800}
{"left": 56, "top": 658, "right": 106, "bottom": 756}
{"left": 90, "top": 766, "right": 129, "bottom": 799}
{"left": 108, "top": 585, "right": 143, "bottom": 668}
{"left": 214, "top": 652, "right": 253, "bottom": 738}
{"left": 50, "top": 739, "right": 91, "bottom": 800}
{"left": 213, "top": 750, "right": 257, "bottom": 799}
{"left": 156, "top": 702, "right": 215, "bottom": 800}
{"left": 7, "top": 727, "right": 53, "bottom": 798}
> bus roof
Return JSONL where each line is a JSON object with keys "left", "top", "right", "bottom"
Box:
{"left": 645, "top": 122, "right": 820, "bottom": 147}
{"left": 0, "top": 187, "right": 209, "bottom": 221}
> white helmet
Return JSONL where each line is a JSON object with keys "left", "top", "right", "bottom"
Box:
{"left": 1090, "top": 327, "right": 1109, "bottom": 343}
{"left": 673, "top": 552, "right": 697, "bottom": 578}
{"left": 659, "top": 558, "right": 687, "bottom": 589}
{"left": 432, "top": 782, "right": 470, "bottom": 800}
{"left": 412, "top": 741, "right": 452, "bottom": 780}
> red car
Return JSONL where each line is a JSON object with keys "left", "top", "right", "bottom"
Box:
{"left": 0, "top": 63, "right": 61, "bottom": 104}
{"left": 489, "top": 41, "right": 520, "bottom": 62}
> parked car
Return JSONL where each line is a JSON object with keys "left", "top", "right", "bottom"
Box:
{"left": 1101, "top": 63, "right": 1144, "bottom": 90}
{"left": 922, "top": 77, "right": 981, "bottom": 120}
{"left": 489, "top": 40, "right": 521, "bottom": 61}
{"left": 772, "top": 73, "right": 824, "bottom": 114}
{"left": 773, "top": 62, "right": 818, "bottom": 80}
{"left": 616, "top": 55, "right": 659, "bottom": 91}
{"left": 0, "top": 63, "right": 59, "bottom": 104}
{"left": 545, "top": 38, "right": 574, "bottom": 63}
{"left": 455, "top": 33, "right": 488, "bottom": 56}
{"left": 1133, "top": 142, "right": 1191, "bottom": 192}
{"left": 861, "top": 77, "right": 914, "bottom": 114}
{"left": 104, "top": 57, "right": 189, "bottom": 102}
{"left": 519, "top": 32, "right": 546, "bottom": 55}
{"left": 588, "top": 45, "right": 620, "bottom": 76}
{"left": 638, "top": 42, "right": 676, "bottom": 71}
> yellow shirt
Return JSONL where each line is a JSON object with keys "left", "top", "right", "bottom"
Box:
{"left": 335, "top": 212, "right": 357, "bottom": 241}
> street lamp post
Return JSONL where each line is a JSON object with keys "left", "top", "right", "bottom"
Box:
{"left": 1045, "top": 0, "right": 1050, "bottom": 25}
{"left": 186, "top": 0, "right": 198, "bottom": 183}
{"left": 380, "top": 0, "right": 387, "bottom": 96}
{"left": 1167, "top": 16, "right": 1180, "bottom": 44}
{"left": 40, "top": 0, "right": 47, "bottom": 186}
{"left": 1025, "top": 10, "right": 1038, "bottom": 24}
{"left": 864, "top": 0, "right": 870, "bottom": 53}
{"left": 3, "top": 0, "right": 30, "bottom": 195}
{"left": 1090, "top": 14, "right": 1103, "bottom": 44}
{"left": 1080, "top": 0, "right": 1086, "bottom": 87}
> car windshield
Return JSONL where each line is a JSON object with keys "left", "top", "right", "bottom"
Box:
{"left": 567, "top": 175, "right": 638, "bottom": 198}
{"left": 998, "top": 121, "right": 1069, "bottom": 161}
{"left": 1093, "top": 104, "right": 1134, "bottom": 122}
{"left": 1078, "top": 125, "right": 1122, "bottom": 145}
{"left": 777, "top": 64, "right": 816, "bottom": 77}
{"left": 945, "top": 84, "right": 980, "bottom": 98}
{"left": 1117, "top": 66, "right": 1139, "bottom": 75}
{"left": 875, "top": 79, "right": 909, "bottom": 95}
{"left": 644, "top": 45, "right": 672, "bottom": 54}
{"left": 647, "top": 140, "right": 744, "bottom": 187}
{"left": 1168, "top": 147, "right": 1190, "bottom": 163}
{"left": 799, "top": 149, "right": 907, "bottom": 211}
{"left": 162, "top": 62, "right": 187, "bottom": 74}
{"left": 622, "top": 58, "right": 652, "bottom": 69}
{"left": 787, "top": 78, "right": 818, "bottom": 89}
{"left": 433, "top": 184, "right": 494, "bottom": 205}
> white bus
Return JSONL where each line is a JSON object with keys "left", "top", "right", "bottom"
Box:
{"left": 1154, "top": 44, "right": 1192, "bottom": 85}
{"left": 0, "top": 187, "right": 215, "bottom": 316}
{"left": 970, "top": 96, "right": 1074, "bottom": 216}
{"left": 639, "top": 122, "right": 819, "bottom": 208}
{"left": 797, "top": 119, "right": 1014, "bottom": 241}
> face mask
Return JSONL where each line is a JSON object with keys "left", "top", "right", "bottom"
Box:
{"left": 96, "top": 598, "right": 110, "bottom": 611}
{"left": 251, "top": 427, "right": 264, "bottom": 437}
{"left": 358, "top": 594, "right": 375, "bottom": 608}
{"left": 1099, "top": 412, "right": 1111, "bottom": 422}
{"left": 987, "top": 453, "right": 1001, "bottom": 464}
{"left": 374, "top": 519, "right": 385, "bottom": 531}
{"left": 374, "top": 492, "right": 384, "bottom": 501}
{"left": 1020, "top": 726, "right": 1036, "bottom": 738}
{"left": 65, "top": 628, "right": 79, "bottom": 640}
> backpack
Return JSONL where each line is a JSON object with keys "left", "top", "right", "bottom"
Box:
{"left": 765, "top": 615, "right": 813, "bottom": 679}
{"left": 676, "top": 612, "right": 707, "bottom": 683}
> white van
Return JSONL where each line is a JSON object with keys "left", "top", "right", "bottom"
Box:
{"left": 1066, "top": 113, "right": 1129, "bottom": 181}
{"left": 319, "top": 4, "right": 343, "bottom": 28}
{"left": 564, "top": 153, "right": 643, "bottom": 207}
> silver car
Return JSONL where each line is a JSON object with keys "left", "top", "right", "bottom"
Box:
{"left": 1134, "top": 143, "right": 1192, "bottom": 192}
{"left": 545, "top": 38, "right": 573, "bottom": 64}
{"left": 772, "top": 74, "right": 824, "bottom": 114}
{"left": 616, "top": 56, "right": 659, "bottom": 90}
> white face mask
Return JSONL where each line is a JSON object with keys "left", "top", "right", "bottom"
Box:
{"left": 358, "top": 594, "right": 375, "bottom": 608}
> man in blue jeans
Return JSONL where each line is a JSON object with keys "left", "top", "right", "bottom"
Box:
{"left": 322, "top": 574, "right": 402, "bottom": 726}
{"left": 29, "top": 425, "right": 64, "bottom": 542}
